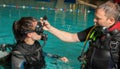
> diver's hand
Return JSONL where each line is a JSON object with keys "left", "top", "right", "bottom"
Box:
{"left": 59, "top": 57, "right": 69, "bottom": 63}
{"left": 43, "top": 20, "right": 52, "bottom": 31}
{"left": 39, "top": 17, "right": 52, "bottom": 31}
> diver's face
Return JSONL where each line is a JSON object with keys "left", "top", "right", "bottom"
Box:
{"left": 94, "top": 8, "right": 114, "bottom": 28}
{"left": 29, "top": 32, "right": 41, "bottom": 40}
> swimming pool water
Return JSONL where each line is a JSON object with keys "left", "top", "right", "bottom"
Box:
{"left": 0, "top": 1, "right": 94, "bottom": 69}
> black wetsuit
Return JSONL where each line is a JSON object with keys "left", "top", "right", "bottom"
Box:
{"left": 77, "top": 22, "right": 120, "bottom": 69}
{"left": 11, "top": 41, "right": 45, "bottom": 69}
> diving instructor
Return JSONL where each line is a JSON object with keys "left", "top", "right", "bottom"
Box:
{"left": 42, "top": 1, "right": 120, "bottom": 69}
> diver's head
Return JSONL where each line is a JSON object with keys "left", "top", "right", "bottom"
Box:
{"left": 13, "top": 17, "right": 45, "bottom": 42}
{"left": 94, "top": 1, "right": 120, "bottom": 28}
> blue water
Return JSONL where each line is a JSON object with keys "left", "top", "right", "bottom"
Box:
{"left": 0, "top": 1, "right": 94, "bottom": 69}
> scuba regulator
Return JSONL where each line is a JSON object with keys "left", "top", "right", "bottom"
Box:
{"left": 78, "top": 25, "right": 120, "bottom": 69}
{"left": 78, "top": 26, "right": 109, "bottom": 68}
{"left": 35, "top": 15, "right": 48, "bottom": 41}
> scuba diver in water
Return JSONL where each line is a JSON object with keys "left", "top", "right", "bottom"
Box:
{"left": 41, "top": 1, "right": 120, "bottom": 69}
{"left": 10, "top": 17, "right": 68, "bottom": 69}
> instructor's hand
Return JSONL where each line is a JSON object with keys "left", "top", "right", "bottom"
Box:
{"left": 40, "top": 17, "right": 52, "bottom": 31}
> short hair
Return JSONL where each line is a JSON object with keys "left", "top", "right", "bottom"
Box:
{"left": 97, "top": 1, "right": 120, "bottom": 21}
{"left": 12, "top": 17, "right": 37, "bottom": 42}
